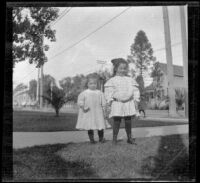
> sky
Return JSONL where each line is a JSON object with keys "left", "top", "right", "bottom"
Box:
{"left": 13, "top": 6, "right": 188, "bottom": 88}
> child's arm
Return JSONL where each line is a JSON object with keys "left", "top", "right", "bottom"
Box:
{"left": 77, "top": 92, "right": 89, "bottom": 112}
{"left": 104, "top": 79, "right": 115, "bottom": 106}
{"left": 77, "top": 92, "right": 84, "bottom": 107}
{"left": 100, "top": 91, "right": 106, "bottom": 111}
{"left": 100, "top": 91, "right": 110, "bottom": 119}
{"left": 132, "top": 86, "right": 141, "bottom": 116}
{"left": 102, "top": 84, "right": 113, "bottom": 119}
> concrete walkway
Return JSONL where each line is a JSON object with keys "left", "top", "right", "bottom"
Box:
{"left": 139, "top": 117, "right": 188, "bottom": 122}
{"left": 13, "top": 124, "right": 188, "bottom": 149}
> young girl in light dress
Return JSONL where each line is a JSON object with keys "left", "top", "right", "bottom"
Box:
{"left": 104, "top": 58, "right": 140, "bottom": 144}
{"left": 76, "top": 75, "right": 111, "bottom": 144}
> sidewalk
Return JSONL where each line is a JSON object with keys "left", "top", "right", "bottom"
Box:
{"left": 13, "top": 124, "right": 188, "bottom": 149}
{"left": 139, "top": 116, "right": 188, "bottom": 123}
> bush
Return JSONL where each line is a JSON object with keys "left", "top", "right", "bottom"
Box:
{"left": 158, "top": 99, "right": 169, "bottom": 110}
{"left": 175, "top": 89, "right": 185, "bottom": 110}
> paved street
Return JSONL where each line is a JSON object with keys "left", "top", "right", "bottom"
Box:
{"left": 13, "top": 124, "right": 188, "bottom": 149}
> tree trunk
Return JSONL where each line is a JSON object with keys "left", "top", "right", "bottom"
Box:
{"left": 140, "top": 68, "right": 143, "bottom": 76}
{"left": 55, "top": 108, "right": 59, "bottom": 117}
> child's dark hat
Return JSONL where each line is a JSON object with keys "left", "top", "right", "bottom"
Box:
{"left": 111, "top": 58, "right": 127, "bottom": 66}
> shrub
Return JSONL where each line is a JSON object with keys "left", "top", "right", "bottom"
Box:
{"left": 175, "top": 89, "right": 185, "bottom": 110}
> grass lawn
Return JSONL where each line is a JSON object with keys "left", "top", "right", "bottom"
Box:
{"left": 13, "top": 134, "right": 190, "bottom": 181}
{"left": 13, "top": 110, "right": 188, "bottom": 132}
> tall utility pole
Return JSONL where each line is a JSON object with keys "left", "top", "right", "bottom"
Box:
{"left": 179, "top": 6, "right": 188, "bottom": 118}
{"left": 50, "top": 81, "right": 53, "bottom": 101}
{"left": 162, "top": 6, "right": 177, "bottom": 117}
{"left": 40, "top": 64, "right": 44, "bottom": 108}
{"left": 39, "top": 30, "right": 46, "bottom": 109}
{"left": 36, "top": 67, "right": 40, "bottom": 104}
{"left": 97, "top": 60, "right": 107, "bottom": 92}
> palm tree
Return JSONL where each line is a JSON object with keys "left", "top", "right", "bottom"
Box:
{"left": 42, "top": 86, "right": 73, "bottom": 117}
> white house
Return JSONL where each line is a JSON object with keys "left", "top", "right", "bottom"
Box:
{"left": 13, "top": 89, "right": 35, "bottom": 107}
{"left": 145, "top": 63, "right": 185, "bottom": 101}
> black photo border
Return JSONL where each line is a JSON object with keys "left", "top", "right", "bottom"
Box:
{"left": 3, "top": 1, "right": 199, "bottom": 182}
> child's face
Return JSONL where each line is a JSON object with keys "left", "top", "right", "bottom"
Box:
{"left": 88, "top": 79, "right": 97, "bottom": 90}
{"left": 116, "top": 63, "right": 128, "bottom": 76}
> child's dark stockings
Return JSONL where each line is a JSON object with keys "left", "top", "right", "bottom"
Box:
{"left": 113, "top": 116, "right": 136, "bottom": 145}
{"left": 88, "top": 129, "right": 105, "bottom": 144}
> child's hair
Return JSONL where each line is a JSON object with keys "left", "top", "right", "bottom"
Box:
{"left": 83, "top": 74, "right": 100, "bottom": 89}
{"left": 111, "top": 58, "right": 129, "bottom": 76}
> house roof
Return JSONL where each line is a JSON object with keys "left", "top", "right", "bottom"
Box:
{"left": 13, "top": 88, "right": 29, "bottom": 97}
{"left": 159, "top": 63, "right": 183, "bottom": 77}
{"left": 145, "top": 63, "right": 184, "bottom": 91}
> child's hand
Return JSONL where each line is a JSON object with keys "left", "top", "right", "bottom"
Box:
{"left": 121, "top": 96, "right": 134, "bottom": 103}
{"left": 83, "top": 108, "right": 90, "bottom": 113}
{"left": 134, "top": 101, "right": 139, "bottom": 109}
{"left": 104, "top": 105, "right": 111, "bottom": 119}
{"left": 135, "top": 111, "right": 140, "bottom": 117}
{"left": 81, "top": 106, "right": 90, "bottom": 113}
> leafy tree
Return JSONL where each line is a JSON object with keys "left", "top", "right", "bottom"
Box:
{"left": 151, "top": 61, "right": 164, "bottom": 99}
{"left": 59, "top": 75, "right": 84, "bottom": 103}
{"left": 128, "top": 30, "right": 156, "bottom": 76}
{"left": 59, "top": 75, "right": 86, "bottom": 103}
{"left": 42, "top": 86, "right": 72, "bottom": 117}
{"left": 28, "top": 79, "right": 37, "bottom": 100}
{"left": 129, "top": 68, "right": 136, "bottom": 78}
{"left": 12, "top": 7, "right": 59, "bottom": 67}
{"left": 70, "top": 75, "right": 85, "bottom": 101}
{"left": 98, "top": 69, "right": 112, "bottom": 82}
{"left": 59, "top": 77, "right": 72, "bottom": 95}
{"left": 43, "top": 74, "right": 56, "bottom": 105}
{"left": 72, "top": 75, "right": 83, "bottom": 89}
{"left": 136, "top": 75, "right": 145, "bottom": 96}
{"left": 99, "top": 69, "right": 112, "bottom": 81}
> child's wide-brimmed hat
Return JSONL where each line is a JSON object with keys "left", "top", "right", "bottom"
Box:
{"left": 111, "top": 58, "right": 128, "bottom": 66}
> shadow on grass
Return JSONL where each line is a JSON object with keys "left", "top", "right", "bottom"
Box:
{"left": 13, "top": 143, "right": 98, "bottom": 181}
{"left": 139, "top": 134, "right": 190, "bottom": 181}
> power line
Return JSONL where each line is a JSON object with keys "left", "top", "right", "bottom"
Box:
{"left": 17, "top": 7, "right": 181, "bottom": 83}
{"left": 47, "top": 7, "right": 131, "bottom": 62}
{"left": 20, "top": 69, "right": 37, "bottom": 83}
{"left": 50, "top": 7, "right": 72, "bottom": 27}
{"left": 22, "top": 7, "right": 130, "bottom": 80}
{"left": 19, "top": 40, "right": 182, "bottom": 82}
{"left": 154, "top": 42, "right": 182, "bottom": 53}
{"left": 20, "top": 7, "right": 131, "bottom": 81}
{"left": 48, "top": 8, "right": 68, "bottom": 27}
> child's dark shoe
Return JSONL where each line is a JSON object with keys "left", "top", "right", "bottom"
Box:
{"left": 112, "top": 139, "right": 118, "bottom": 145}
{"left": 99, "top": 138, "right": 106, "bottom": 143}
{"left": 127, "top": 138, "right": 137, "bottom": 145}
{"left": 88, "top": 132, "right": 96, "bottom": 144}
{"left": 90, "top": 140, "right": 96, "bottom": 144}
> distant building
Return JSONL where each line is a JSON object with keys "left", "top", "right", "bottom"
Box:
{"left": 145, "top": 63, "right": 185, "bottom": 101}
{"left": 13, "top": 89, "right": 35, "bottom": 107}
